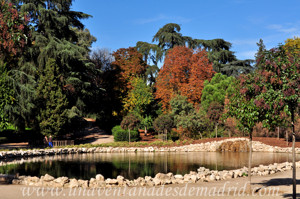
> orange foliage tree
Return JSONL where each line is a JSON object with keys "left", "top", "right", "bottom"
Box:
{"left": 112, "top": 47, "right": 147, "bottom": 90}
{"left": 111, "top": 47, "right": 148, "bottom": 116}
{"left": 155, "top": 46, "right": 215, "bottom": 110}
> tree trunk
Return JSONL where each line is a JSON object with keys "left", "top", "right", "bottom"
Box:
{"left": 198, "top": 132, "right": 203, "bottom": 139}
{"left": 17, "top": 118, "right": 26, "bottom": 134}
{"left": 286, "top": 131, "right": 289, "bottom": 147}
{"left": 128, "top": 129, "right": 131, "bottom": 143}
{"left": 248, "top": 132, "right": 253, "bottom": 193}
{"left": 277, "top": 127, "right": 280, "bottom": 140}
{"left": 215, "top": 123, "right": 218, "bottom": 138}
{"left": 144, "top": 126, "right": 147, "bottom": 136}
{"left": 291, "top": 111, "right": 296, "bottom": 199}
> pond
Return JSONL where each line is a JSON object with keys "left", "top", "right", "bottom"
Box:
{"left": 0, "top": 152, "right": 299, "bottom": 180}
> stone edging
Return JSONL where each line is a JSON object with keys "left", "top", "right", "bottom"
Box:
{"left": 0, "top": 138, "right": 299, "bottom": 160}
{"left": 1, "top": 138, "right": 300, "bottom": 188}
{"left": 11, "top": 161, "right": 300, "bottom": 188}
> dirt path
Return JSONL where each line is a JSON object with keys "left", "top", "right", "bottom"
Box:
{"left": 0, "top": 168, "right": 299, "bottom": 199}
{"left": 75, "top": 126, "right": 114, "bottom": 145}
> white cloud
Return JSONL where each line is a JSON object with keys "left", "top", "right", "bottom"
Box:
{"left": 267, "top": 23, "right": 300, "bottom": 34}
{"left": 135, "top": 14, "right": 192, "bottom": 25}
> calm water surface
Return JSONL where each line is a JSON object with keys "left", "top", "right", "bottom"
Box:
{"left": 0, "top": 152, "right": 298, "bottom": 180}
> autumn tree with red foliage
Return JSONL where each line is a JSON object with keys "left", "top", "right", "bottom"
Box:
{"left": 251, "top": 46, "right": 299, "bottom": 198}
{"left": 112, "top": 47, "right": 147, "bottom": 87}
{"left": 228, "top": 44, "right": 299, "bottom": 197}
{"left": 0, "top": 1, "right": 30, "bottom": 61}
{"left": 155, "top": 46, "right": 215, "bottom": 110}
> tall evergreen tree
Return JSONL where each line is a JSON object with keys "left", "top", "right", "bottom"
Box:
{"left": 255, "top": 39, "right": 266, "bottom": 60}
{"left": 194, "top": 39, "right": 254, "bottom": 76}
{"left": 0, "top": 62, "right": 14, "bottom": 130}
{"left": 152, "top": 23, "right": 253, "bottom": 76}
{"left": 12, "top": 0, "right": 97, "bottom": 113}
{"left": 152, "top": 23, "right": 185, "bottom": 50}
{"left": 136, "top": 41, "right": 163, "bottom": 66}
{"left": 36, "top": 59, "right": 68, "bottom": 137}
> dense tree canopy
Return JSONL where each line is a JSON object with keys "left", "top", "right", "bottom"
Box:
{"left": 36, "top": 59, "right": 68, "bottom": 137}
{"left": 0, "top": 62, "right": 14, "bottom": 129}
{"left": 152, "top": 23, "right": 185, "bottom": 50}
{"left": 155, "top": 46, "right": 215, "bottom": 110}
{"left": 0, "top": 0, "right": 298, "bottom": 162}
{"left": 123, "top": 77, "right": 154, "bottom": 116}
{"left": 0, "top": 1, "right": 30, "bottom": 61}
{"left": 112, "top": 47, "right": 148, "bottom": 89}
{"left": 201, "top": 73, "right": 235, "bottom": 111}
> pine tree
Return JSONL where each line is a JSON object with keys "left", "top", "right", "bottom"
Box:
{"left": 12, "top": 0, "right": 97, "bottom": 113}
{"left": 36, "top": 59, "right": 68, "bottom": 137}
{"left": 194, "top": 39, "right": 254, "bottom": 76}
{"left": 0, "top": 62, "right": 14, "bottom": 130}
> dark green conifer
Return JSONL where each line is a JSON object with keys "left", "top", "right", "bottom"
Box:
{"left": 36, "top": 59, "right": 68, "bottom": 137}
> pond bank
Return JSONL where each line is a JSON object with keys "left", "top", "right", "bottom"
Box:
{"left": 2, "top": 167, "right": 299, "bottom": 199}
{"left": 1, "top": 138, "right": 300, "bottom": 190}
{"left": 9, "top": 159, "right": 300, "bottom": 189}
{"left": 0, "top": 138, "right": 299, "bottom": 160}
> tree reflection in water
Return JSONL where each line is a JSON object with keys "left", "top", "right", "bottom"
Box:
{"left": 0, "top": 152, "right": 299, "bottom": 180}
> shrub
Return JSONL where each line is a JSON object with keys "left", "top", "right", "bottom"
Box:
{"left": 121, "top": 113, "right": 140, "bottom": 131}
{"left": 168, "top": 130, "right": 180, "bottom": 141}
{"left": 112, "top": 125, "right": 140, "bottom": 142}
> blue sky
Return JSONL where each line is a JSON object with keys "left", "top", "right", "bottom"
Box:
{"left": 72, "top": 0, "right": 300, "bottom": 60}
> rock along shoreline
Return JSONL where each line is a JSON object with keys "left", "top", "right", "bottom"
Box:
{"left": 0, "top": 138, "right": 299, "bottom": 188}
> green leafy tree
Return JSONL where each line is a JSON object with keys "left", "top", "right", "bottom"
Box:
{"left": 227, "top": 81, "right": 260, "bottom": 192}
{"left": 140, "top": 115, "right": 153, "bottom": 136}
{"left": 123, "top": 77, "right": 154, "bottom": 116}
{"left": 36, "top": 59, "right": 68, "bottom": 137}
{"left": 176, "top": 108, "right": 210, "bottom": 139}
{"left": 170, "top": 95, "right": 194, "bottom": 117}
{"left": 153, "top": 114, "right": 174, "bottom": 141}
{"left": 121, "top": 113, "right": 141, "bottom": 143}
{"left": 201, "top": 73, "right": 235, "bottom": 111}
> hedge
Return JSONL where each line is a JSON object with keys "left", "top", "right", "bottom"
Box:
{"left": 112, "top": 125, "right": 140, "bottom": 142}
